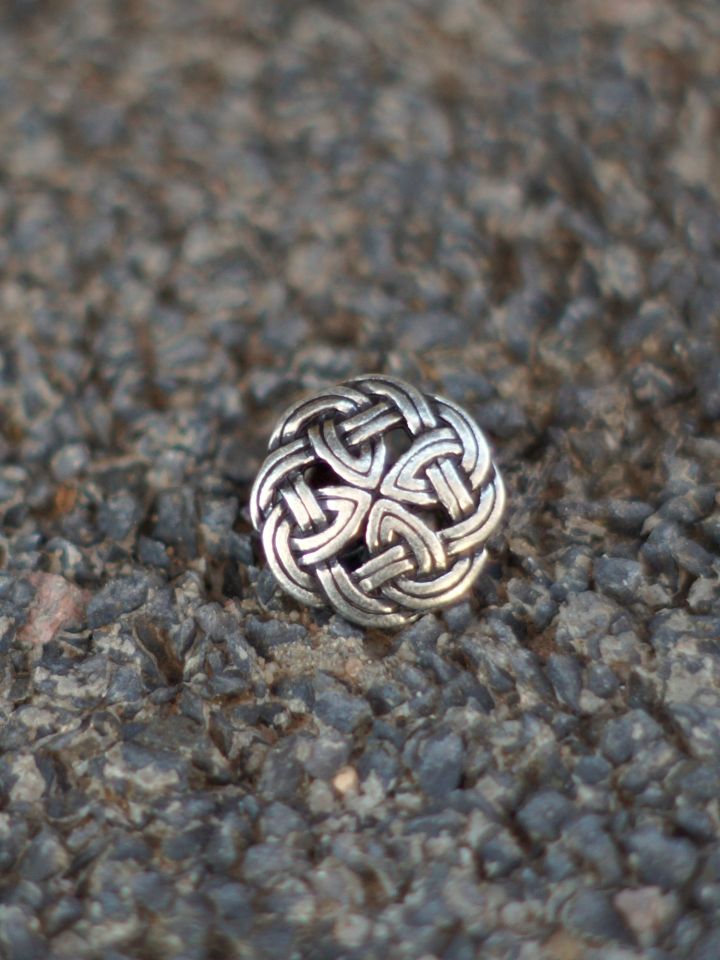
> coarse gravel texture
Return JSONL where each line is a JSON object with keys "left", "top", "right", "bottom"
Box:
{"left": 1, "top": 1, "right": 720, "bottom": 959}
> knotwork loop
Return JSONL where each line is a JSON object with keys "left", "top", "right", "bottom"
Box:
{"left": 250, "top": 374, "right": 506, "bottom": 628}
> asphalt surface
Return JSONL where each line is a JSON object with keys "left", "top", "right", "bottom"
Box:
{"left": 1, "top": 1, "right": 719, "bottom": 958}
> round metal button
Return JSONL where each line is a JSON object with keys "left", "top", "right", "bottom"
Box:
{"left": 250, "top": 374, "right": 506, "bottom": 628}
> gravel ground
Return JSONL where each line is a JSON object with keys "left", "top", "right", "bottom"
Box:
{"left": 1, "top": 1, "right": 720, "bottom": 958}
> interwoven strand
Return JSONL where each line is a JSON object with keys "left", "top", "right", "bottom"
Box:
{"left": 250, "top": 374, "right": 506, "bottom": 628}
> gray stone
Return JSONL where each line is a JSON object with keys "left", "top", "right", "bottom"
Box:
{"left": 627, "top": 829, "right": 699, "bottom": 890}
{"left": 565, "top": 815, "right": 622, "bottom": 884}
{"left": 563, "top": 888, "right": 630, "bottom": 943}
{"left": 257, "top": 740, "right": 303, "bottom": 803}
{"left": 302, "top": 734, "right": 352, "bottom": 779}
{"left": 586, "top": 662, "right": 619, "bottom": 699}
{"left": 87, "top": 573, "right": 150, "bottom": 627}
{"left": 98, "top": 492, "right": 143, "bottom": 540}
{"left": 314, "top": 679, "right": 372, "bottom": 734}
{"left": 241, "top": 843, "right": 298, "bottom": 887}
{"left": 162, "top": 824, "right": 214, "bottom": 861}
{"left": 273, "top": 676, "right": 315, "bottom": 711}
{"left": 674, "top": 763, "right": 720, "bottom": 803}
{"left": 603, "top": 499, "right": 655, "bottom": 535}
{"left": 0, "top": 905, "right": 47, "bottom": 960}
{"left": 19, "top": 830, "right": 66, "bottom": 882}
{"left": 258, "top": 803, "right": 307, "bottom": 842}
{"left": 694, "top": 929, "right": 720, "bottom": 960}
{"left": 674, "top": 806, "right": 715, "bottom": 843}
{"left": 152, "top": 488, "right": 198, "bottom": 556}
{"left": 416, "top": 731, "right": 464, "bottom": 798}
{"left": 442, "top": 602, "right": 473, "bottom": 633}
{"left": 544, "top": 846, "right": 577, "bottom": 882}
{"left": 660, "top": 485, "right": 716, "bottom": 524}
{"left": 367, "top": 680, "right": 407, "bottom": 714}
{"left": 573, "top": 756, "right": 612, "bottom": 785}
{"left": 555, "top": 591, "right": 621, "bottom": 658}
{"left": 356, "top": 741, "right": 400, "bottom": 790}
{"left": 553, "top": 546, "right": 594, "bottom": 597}
{"left": 397, "top": 615, "right": 443, "bottom": 654}
{"left": 593, "top": 556, "right": 643, "bottom": 605}
{"left": 479, "top": 831, "right": 523, "bottom": 879}
{"left": 670, "top": 914, "right": 705, "bottom": 957}
{"left": 245, "top": 617, "right": 309, "bottom": 657}
{"left": 137, "top": 536, "right": 170, "bottom": 569}
{"left": 641, "top": 521, "right": 683, "bottom": 578}
{"left": 43, "top": 896, "right": 83, "bottom": 936}
{"left": 517, "top": 791, "right": 574, "bottom": 842}
{"left": 600, "top": 710, "right": 663, "bottom": 766}
{"left": 199, "top": 495, "right": 239, "bottom": 558}
{"left": 441, "top": 672, "right": 494, "bottom": 712}
{"left": 545, "top": 652, "right": 582, "bottom": 710}
{"left": 204, "top": 882, "right": 254, "bottom": 932}
{"left": 671, "top": 537, "right": 715, "bottom": 578}
{"left": 50, "top": 443, "right": 90, "bottom": 482}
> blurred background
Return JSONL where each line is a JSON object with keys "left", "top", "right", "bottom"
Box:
{"left": 1, "top": 0, "right": 717, "bottom": 488}
{"left": 1, "top": 2, "right": 720, "bottom": 959}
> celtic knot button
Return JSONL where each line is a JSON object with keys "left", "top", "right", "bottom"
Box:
{"left": 249, "top": 374, "right": 506, "bottom": 628}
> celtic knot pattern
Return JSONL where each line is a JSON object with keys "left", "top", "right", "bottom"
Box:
{"left": 250, "top": 375, "right": 506, "bottom": 628}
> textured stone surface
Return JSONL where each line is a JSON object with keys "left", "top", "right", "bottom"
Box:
{"left": 0, "top": 1, "right": 719, "bottom": 958}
